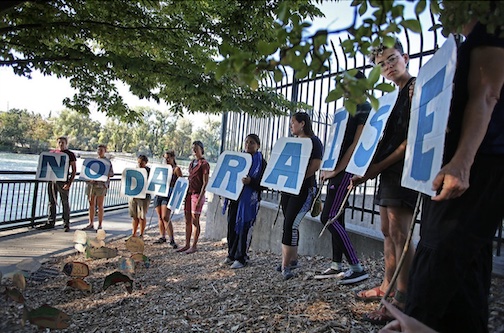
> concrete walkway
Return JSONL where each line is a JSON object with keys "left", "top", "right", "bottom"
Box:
{"left": 0, "top": 208, "right": 185, "bottom": 277}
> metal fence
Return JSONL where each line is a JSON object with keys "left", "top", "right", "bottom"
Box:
{"left": 0, "top": 171, "right": 128, "bottom": 231}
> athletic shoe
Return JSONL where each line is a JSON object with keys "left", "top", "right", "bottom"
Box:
{"left": 275, "top": 260, "right": 300, "bottom": 272}
{"left": 82, "top": 225, "right": 95, "bottom": 231}
{"left": 64, "top": 225, "right": 70, "bottom": 232}
{"left": 230, "top": 260, "right": 246, "bottom": 269}
{"left": 222, "top": 257, "right": 234, "bottom": 266}
{"left": 338, "top": 269, "right": 369, "bottom": 285}
{"left": 314, "top": 267, "right": 345, "bottom": 280}
{"left": 154, "top": 237, "right": 166, "bottom": 244}
{"left": 169, "top": 240, "right": 178, "bottom": 249}
{"left": 37, "top": 223, "right": 55, "bottom": 230}
{"left": 282, "top": 267, "right": 294, "bottom": 280}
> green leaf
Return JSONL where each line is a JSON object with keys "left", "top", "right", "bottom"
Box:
{"left": 250, "top": 79, "right": 259, "bottom": 91}
{"left": 257, "top": 40, "right": 279, "bottom": 56}
{"left": 383, "top": 35, "right": 396, "bottom": 48}
{"left": 415, "top": 0, "right": 426, "bottom": 16}
{"left": 375, "top": 82, "right": 396, "bottom": 92}
{"left": 369, "top": 95, "right": 379, "bottom": 110}
{"left": 273, "top": 69, "right": 283, "bottom": 82}
{"left": 325, "top": 89, "right": 342, "bottom": 103}
{"left": 401, "top": 19, "right": 422, "bottom": 33}
{"left": 358, "top": 1, "right": 367, "bottom": 16}
{"left": 344, "top": 99, "right": 357, "bottom": 115}
{"left": 368, "top": 65, "right": 381, "bottom": 85}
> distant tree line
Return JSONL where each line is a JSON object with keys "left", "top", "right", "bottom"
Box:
{"left": 0, "top": 107, "right": 221, "bottom": 162}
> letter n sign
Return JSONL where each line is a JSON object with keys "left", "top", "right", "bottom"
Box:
{"left": 36, "top": 152, "right": 69, "bottom": 181}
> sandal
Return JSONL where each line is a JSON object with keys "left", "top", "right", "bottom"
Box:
{"left": 355, "top": 286, "right": 395, "bottom": 302}
{"left": 82, "top": 225, "right": 95, "bottom": 231}
{"left": 362, "top": 306, "right": 396, "bottom": 325}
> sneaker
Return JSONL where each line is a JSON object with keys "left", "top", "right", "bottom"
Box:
{"left": 37, "top": 223, "right": 55, "bottom": 230}
{"left": 282, "top": 267, "right": 294, "bottom": 280}
{"left": 222, "top": 257, "right": 234, "bottom": 266}
{"left": 64, "top": 225, "right": 70, "bottom": 232}
{"left": 97, "top": 225, "right": 103, "bottom": 230}
{"left": 82, "top": 225, "right": 94, "bottom": 231}
{"left": 169, "top": 240, "right": 178, "bottom": 249}
{"left": 275, "top": 260, "right": 300, "bottom": 272}
{"left": 230, "top": 260, "right": 246, "bottom": 269}
{"left": 338, "top": 269, "right": 369, "bottom": 285}
{"left": 154, "top": 237, "right": 166, "bottom": 244}
{"left": 314, "top": 267, "right": 345, "bottom": 280}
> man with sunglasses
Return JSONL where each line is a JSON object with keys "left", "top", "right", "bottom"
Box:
{"left": 351, "top": 39, "right": 418, "bottom": 325}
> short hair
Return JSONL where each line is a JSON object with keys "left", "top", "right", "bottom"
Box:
{"left": 246, "top": 134, "right": 261, "bottom": 146}
{"left": 138, "top": 154, "right": 148, "bottom": 163}
{"left": 369, "top": 38, "right": 405, "bottom": 64}
{"left": 98, "top": 144, "right": 107, "bottom": 150}
{"left": 292, "top": 112, "right": 315, "bottom": 137}
{"left": 57, "top": 136, "right": 68, "bottom": 144}
{"left": 192, "top": 140, "right": 204, "bottom": 154}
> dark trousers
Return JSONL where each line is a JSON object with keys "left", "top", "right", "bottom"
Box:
{"left": 47, "top": 181, "right": 70, "bottom": 226}
{"left": 405, "top": 155, "right": 504, "bottom": 333}
{"left": 227, "top": 201, "right": 253, "bottom": 264}
{"left": 320, "top": 172, "right": 359, "bottom": 265}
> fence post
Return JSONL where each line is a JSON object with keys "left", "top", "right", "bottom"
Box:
{"left": 30, "top": 180, "right": 39, "bottom": 228}
{"left": 220, "top": 112, "right": 228, "bottom": 154}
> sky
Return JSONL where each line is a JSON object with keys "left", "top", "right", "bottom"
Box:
{"left": 0, "top": 1, "right": 437, "bottom": 126}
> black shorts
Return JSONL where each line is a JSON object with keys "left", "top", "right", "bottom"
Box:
{"left": 374, "top": 164, "right": 417, "bottom": 210}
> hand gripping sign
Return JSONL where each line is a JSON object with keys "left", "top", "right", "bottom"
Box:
{"left": 79, "top": 158, "right": 112, "bottom": 182}
{"left": 402, "top": 35, "right": 457, "bottom": 196}
{"left": 260, "top": 137, "right": 312, "bottom": 195}
{"left": 36, "top": 152, "right": 70, "bottom": 181}
{"left": 207, "top": 151, "right": 252, "bottom": 200}
{"left": 346, "top": 90, "right": 399, "bottom": 177}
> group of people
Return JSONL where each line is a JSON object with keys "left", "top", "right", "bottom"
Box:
{"left": 37, "top": 15, "right": 502, "bottom": 333}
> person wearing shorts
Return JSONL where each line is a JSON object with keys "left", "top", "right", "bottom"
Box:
{"left": 82, "top": 144, "right": 114, "bottom": 231}
{"left": 177, "top": 141, "right": 209, "bottom": 254}
{"left": 351, "top": 39, "right": 418, "bottom": 324}
{"left": 129, "top": 155, "right": 151, "bottom": 237}
{"left": 153, "top": 150, "right": 183, "bottom": 248}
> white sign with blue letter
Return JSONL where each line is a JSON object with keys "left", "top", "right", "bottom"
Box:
{"left": 167, "top": 177, "right": 189, "bottom": 214}
{"left": 321, "top": 107, "right": 349, "bottom": 171}
{"left": 121, "top": 168, "right": 148, "bottom": 199}
{"left": 402, "top": 35, "right": 457, "bottom": 195}
{"left": 346, "top": 90, "right": 399, "bottom": 176}
{"left": 260, "top": 137, "right": 312, "bottom": 195}
{"left": 146, "top": 164, "right": 173, "bottom": 197}
{"left": 36, "top": 152, "right": 70, "bottom": 181}
{"left": 79, "top": 158, "right": 111, "bottom": 182}
{"left": 207, "top": 151, "right": 252, "bottom": 200}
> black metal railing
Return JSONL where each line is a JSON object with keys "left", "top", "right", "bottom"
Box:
{"left": 0, "top": 171, "right": 128, "bottom": 232}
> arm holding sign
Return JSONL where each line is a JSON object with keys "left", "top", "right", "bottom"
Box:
{"left": 63, "top": 159, "right": 77, "bottom": 190}
{"left": 432, "top": 44, "right": 504, "bottom": 201}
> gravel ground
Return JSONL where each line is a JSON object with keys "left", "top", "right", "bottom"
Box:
{"left": 1, "top": 223, "right": 503, "bottom": 333}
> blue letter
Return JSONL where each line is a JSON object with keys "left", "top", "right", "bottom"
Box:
{"left": 169, "top": 180, "right": 188, "bottom": 210}
{"left": 322, "top": 111, "right": 347, "bottom": 169}
{"left": 39, "top": 154, "right": 67, "bottom": 179}
{"left": 124, "top": 170, "right": 145, "bottom": 196}
{"left": 264, "top": 142, "right": 301, "bottom": 189}
{"left": 354, "top": 105, "right": 390, "bottom": 167}
{"left": 147, "top": 167, "right": 170, "bottom": 193}
{"left": 210, "top": 155, "right": 247, "bottom": 194}
{"left": 84, "top": 160, "right": 106, "bottom": 180}
{"left": 411, "top": 68, "right": 445, "bottom": 180}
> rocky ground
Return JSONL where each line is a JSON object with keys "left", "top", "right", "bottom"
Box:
{"left": 1, "top": 223, "right": 503, "bottom": 333}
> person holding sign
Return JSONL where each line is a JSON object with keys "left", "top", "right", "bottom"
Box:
{"left": 315, "top": 74, "right": 371, "bottom": 285}
{"left": 351, "top": 40, "right": 417, "bottom": 322}
{"left": 82, "top": 144, "right": 114, "bottom": 231}
{"left": 279, "top": 112, "right": 323, "bottom": 280}
{"left": 404, "top": 16, "right": 504, "bottom": 333}
{"left": 223, "top": 134, "right": 267, "bottom": 269}
{"left": 153, "top": 150, "right": 182, "bottom": 249}
{"left": 38, "top": 136, "right": 77, "bottom": 232}
{"left": 177, "top": 141, "right": 210, "bottom": 254}
{"left": 129, "top": 155, "right": 151, "bottom": 238}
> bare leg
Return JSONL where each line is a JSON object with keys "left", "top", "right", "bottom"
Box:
{"left": 186, "top": 213, "right": 200, "bottom": 253}
{"left": 87, "top": 195, "right": 96, "bottom": 227}
{"left": 164, "top": 207, "right": 175, "bottom": 241}
{"left": 155, "top": 205, "right": 166, "bottom": 238}
{"left": 282, "top": 244, "right": 298, "bottom": 269}
{"left": 177, "top": 211, "right": 192, "bottom": 252}
{"left": 132, "top": 217, "right": 140, "bottom": 236}
{"left": 139, "top": 218, "right": 146, "bottom": 237}
{"left": 96, "top": 196, "right": 105, "bottom": 228}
